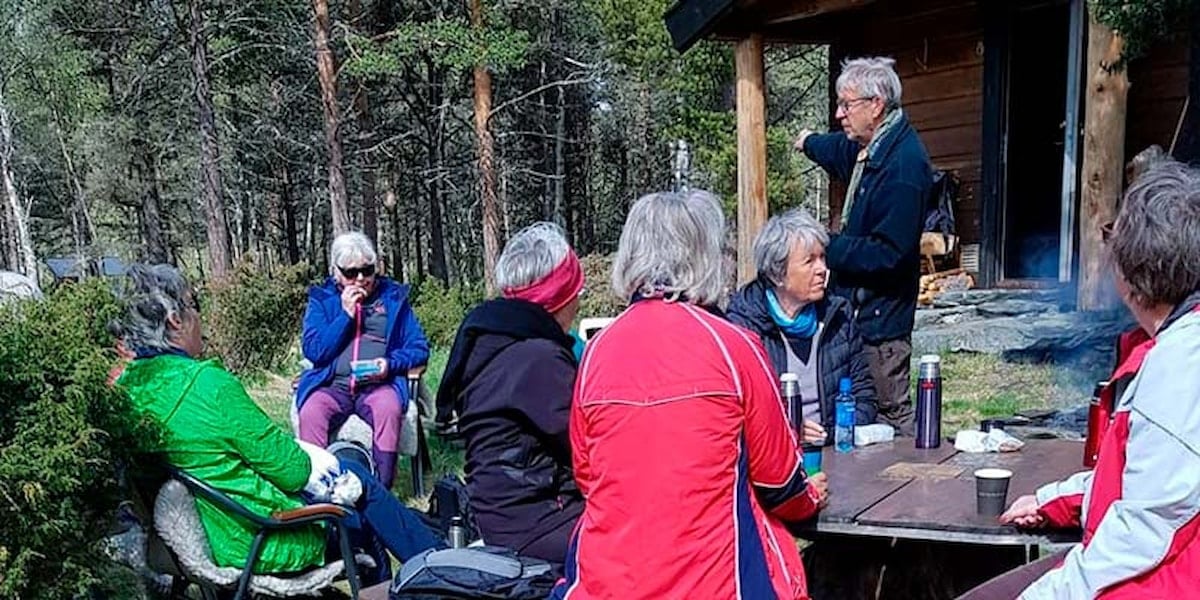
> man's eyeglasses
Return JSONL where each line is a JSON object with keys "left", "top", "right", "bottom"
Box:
{"left": 1100, "top": 221, "right": 1114, "bottom": 244}
{"left": 338, "top": 263, "right": 377, "bottom": 279}
{"left": 836, "top": 96, "right": 876, "bottom": 111}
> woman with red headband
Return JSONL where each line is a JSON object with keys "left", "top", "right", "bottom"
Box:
{"left": 435, "top": 222, "right": 585, "bottom": 566}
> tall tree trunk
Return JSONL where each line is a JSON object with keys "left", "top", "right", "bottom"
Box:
{"left": 354, "top": 89, "right": 379, "bottom": 244}
{"left": 278, "top": 162, "right": 300, "bottom": 265}
{"left": 349, "top": 0, "right": 379, "bottom": 244}
{"left": 312, "top": 0, "right": 351, "bottom": 234}
{"left": 425, "top": 62, "right": 449, "bottom": 284}
{"left": 472, "top": 0, "right": 500, "bottom": 294}
{"left": 1077, "top": 16, "right": 1128, "bottom": 310}
{"left": 190, "top": 0, "right": 231, "bottom": 279}
{"left": 428, "top": 139, "right": 449, "bottom": 284}
{"left": 49, "top": 101, "right": 95, "bottom": 262}
{"left": 0, "top": 86, "right": 35, "bottom": 277}
{"left": 135, "top": 141, "right": 169, "bottom": 263}
{"left": 553, "top": 84, "right": 566, "bottom": 226}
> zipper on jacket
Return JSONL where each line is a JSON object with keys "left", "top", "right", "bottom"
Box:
{"left": 350, "top": 302, "right": 363, "bottom": 395}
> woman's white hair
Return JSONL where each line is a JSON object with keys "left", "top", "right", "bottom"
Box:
{"left": 611, "top": 190, "right": 728, "bottom": 306}
{"left": 754, "top": 208, "right": 829, "bottom": 286}
{"left": 837, "top": 56, "right": 902, "bottom": 110}
{"left": 495, "top": 222, "right": 572, "bottom": 290}
{"left": 329, "top": 231, "right": 378, "bottom": 274}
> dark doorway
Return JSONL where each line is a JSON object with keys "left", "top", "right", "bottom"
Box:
{"left": 1002, "top": 1, "right": 1071, "bottom": 280}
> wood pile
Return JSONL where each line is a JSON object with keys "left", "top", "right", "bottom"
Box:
{"left": 918, "top": 268, "right": 974, "bottom": 305}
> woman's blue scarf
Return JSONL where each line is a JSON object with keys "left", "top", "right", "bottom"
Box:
{"left": 766, "top": 289, "right": 818, "bottom": 338}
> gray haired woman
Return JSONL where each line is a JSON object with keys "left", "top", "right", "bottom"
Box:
{"left": 109, "top": 263, "right": 442, "bottom": 582}
{"left": 990, "top": 159, "right": 1200, "bottom": 598}
{"left": 296, "top": 231, "right": 430, "bottom": 491}
{"left": 552, "top": 191, "right": 826, "bottom": 600}
{"left": 435, "top": 222, "right": 585, "bottom": 567}
{"left": 727, "top": 207, "right": 878, "bottom": 440}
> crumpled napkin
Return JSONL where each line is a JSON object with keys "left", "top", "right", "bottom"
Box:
{"left": 954, "top": 428, "right": 1025, "bottom": 453}
{"left": 296, "top": 439, "right": 364, "bottom": 506}
{"left": 855, "top": 423, "right": 896, "bottom": 447}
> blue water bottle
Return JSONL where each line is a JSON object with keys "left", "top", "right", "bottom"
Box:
{"left": 835, "top": 377, "right": 855, "bottom": 453}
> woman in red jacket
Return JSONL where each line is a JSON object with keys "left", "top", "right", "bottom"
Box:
{"left": 552, "top": 190, "right": 828, "bottom": 600}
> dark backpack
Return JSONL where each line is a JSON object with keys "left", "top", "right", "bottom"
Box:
{"left": 423, "top": 473, "right": 480, "bottom": 544}
{"left": 389, "top": 546, "right": 558, "bottom": 600}
{"left": 924, "top": 170, "right": 959, "bottom": 235}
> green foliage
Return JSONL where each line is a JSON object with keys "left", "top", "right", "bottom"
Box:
{"left": 411, "top": 281, "right": 485, "bottom": 350}
{"left": 202, "top": 262, "right": 314, "bottom": 375}
{"left": 1090, "top": 0, "right": 1197, "bottom": 67}
{"left": 579, "top": 253, "right": 625, "bottom": 319}
{"left": 0, "top": 281, "right": 159, "bottom": 599}
{"left": 344, "top": 15, "right": 531, "bottom": 79}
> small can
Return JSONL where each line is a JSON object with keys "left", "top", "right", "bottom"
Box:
{"left": 780, "top": 372, "right": 802, "bottom": 432}
{"left": 915, "top": 354, "right": 942, "bottom": 449}
{"left": 1083, "top": 381, "right": 1109, "bottom": 468}
{"left": 448, "top": 515, "right": 467, "bottom": 549}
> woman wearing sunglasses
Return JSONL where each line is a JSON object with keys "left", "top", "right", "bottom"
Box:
{"left": 295, "top": 231, "right": 430, "bottom": 490}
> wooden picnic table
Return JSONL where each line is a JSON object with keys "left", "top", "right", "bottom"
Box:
{"left": 797, "top": 437, "right": 1085, "bottom": 599}
{"left": 806, "top": 437, "right": 1083, "bottom": 548}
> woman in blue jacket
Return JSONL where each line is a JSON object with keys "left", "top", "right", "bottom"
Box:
{"left": 296, "top": 232, "right": 429, "bottom": 490}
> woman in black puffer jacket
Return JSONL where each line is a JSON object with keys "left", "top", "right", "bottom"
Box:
{"left": 727, "top": 208, "right": 878, "bottom": 437}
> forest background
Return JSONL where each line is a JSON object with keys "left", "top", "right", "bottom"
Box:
{"left": 0, "top": 0, "right": 831, "bottom": 291}
{"left": 0, "top": 1, "right": 832, "bottom": 597}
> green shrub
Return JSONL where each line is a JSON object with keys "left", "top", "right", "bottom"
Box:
{"left": 0, "top": 281, "right": 159, "bottom": 599}
{"left": 411, "top": 281, "right": 484, "bottom": 350}
{"left": 579, "top": 254, "right": 625, "bottom": 319}
{"left": 202, "top": 262, "right": 314, "bottom": 374}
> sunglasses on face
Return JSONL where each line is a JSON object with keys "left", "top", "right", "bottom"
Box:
{"left": 338, "top": 263, "right": 376, "bottom": 279}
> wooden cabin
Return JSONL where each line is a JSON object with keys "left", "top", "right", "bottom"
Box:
{"left": 665, "top": 0, "right": 1196, "bottom": 306}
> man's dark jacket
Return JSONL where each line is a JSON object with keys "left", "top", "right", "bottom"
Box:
{"left": 727, "top": 278, "right": 878, "bottom": 432}
{"left": 435, "top": 299, "right": 582, "bottom": 556}
{"left": 802, "top": 112, "right": 933, "bottom": 343}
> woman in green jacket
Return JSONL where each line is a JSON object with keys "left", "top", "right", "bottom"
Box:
{"left": 111, "top": 263, "right": 443, "bottom": 576}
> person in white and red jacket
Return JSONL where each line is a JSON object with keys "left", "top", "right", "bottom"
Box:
{"left": 997, "top": 158, "right": 1200, "bottom": 599}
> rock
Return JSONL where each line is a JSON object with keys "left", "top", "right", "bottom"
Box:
{"left": 975, "top": 299, "right": 1057, "bottom": 318}
{"left": 931, "top": 288, "right": 1063, "bottom": 308}
{"left": 913, "top": 310, "right": 1134, "bottom": 364}
{"left": 913, "top": 305, "right": 979, "bottom": 329}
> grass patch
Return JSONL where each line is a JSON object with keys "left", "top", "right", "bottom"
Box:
{"left": 936, "top": 352, "right": 1088, "bottom": 433}
{"left": 245, "top": 347, "right": 462, "bottom": 505}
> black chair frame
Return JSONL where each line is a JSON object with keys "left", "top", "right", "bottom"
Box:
{"left": 166, "top": 466, "right": 362, "bottom": 600}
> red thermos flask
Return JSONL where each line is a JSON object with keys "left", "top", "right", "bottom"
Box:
{"left": 1083, "top": 381, "right": 1110, "bottom": 468}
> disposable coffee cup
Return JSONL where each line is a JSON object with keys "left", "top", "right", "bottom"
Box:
{"left": 802, "top": 444, "right": 823, "bottom": 476}
{"left": 975, "top": 468, "right": 1012, "bottom": 517}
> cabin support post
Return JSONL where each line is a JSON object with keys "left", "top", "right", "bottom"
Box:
{"left": 735, "top": 34, "right": 767, "bottom": 285}
{"left": 1077, "top": 14, "right": 1128, "bottom": 310}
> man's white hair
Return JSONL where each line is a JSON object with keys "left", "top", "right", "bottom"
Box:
{"left": 836, "top": 56, "right": 902, "bottom": 110}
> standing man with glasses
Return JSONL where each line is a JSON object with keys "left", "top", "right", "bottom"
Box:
{"left": 296, "top": 231, "right": 430, "bottom": 490}
{"left": 794, "top": 56, "right": 933, "bottom": 436}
